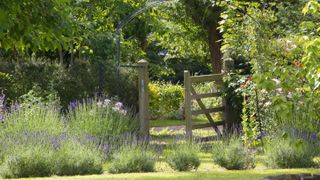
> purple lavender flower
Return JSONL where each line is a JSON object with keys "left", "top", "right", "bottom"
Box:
{"left": 70, "top": 100, "right": 78, "bottom": 110}
{"left": 11, "top": 102, "right": 20, "bottom": 112}
{"left": 0, "top": 93, "right": 5, "bottom": 123}
{"left": 51, "top": 136, "right": 60, "bottom": 150}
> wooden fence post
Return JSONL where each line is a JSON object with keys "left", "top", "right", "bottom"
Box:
{"left": 223, "top": 58, "right": 236, "bottom": 134}
{"left": 138, "top": 59, "right": 149, "bottom": 138}
{"left": 184, "top": 70, "right": 192, "bottom": 139}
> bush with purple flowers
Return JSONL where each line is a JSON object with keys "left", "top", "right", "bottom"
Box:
{"left": 0, "top": 137, "right": 103, "bottom": 178}
{"left": 108, "top": 143, "right": 156, "bottom": 174}
{"left": 0, "top": 93, "right": 138, "bottom": 178}
{"left": 69, "top": 99, "right": 137, "bottom": 141}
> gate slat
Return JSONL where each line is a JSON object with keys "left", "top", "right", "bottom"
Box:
{"left": 191, "top": 92, "right": 222, "bottom": 100}
{"left": 191, "top": 107, "right": 224, "bottom": 116}
{"left": 190, "top": 74, "right": 223, "bottom": 83}
{"left": 192, "top": 121, "right": 224, "bottom": 129}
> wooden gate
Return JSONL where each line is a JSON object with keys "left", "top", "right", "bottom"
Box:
{"left": 184, "top": 59, "right": 235, "bottom": 139}
{"left": 184, "top": 72, "right": 225, "bottom": 138}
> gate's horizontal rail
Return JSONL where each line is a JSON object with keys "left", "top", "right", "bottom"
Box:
{"left": 190, "top": 74, "right": 223, "bottom": 83}
{"left": 192, "top": 121, "right": 225, "bottom": 129}
{"left": 191, "top": 92, "right": 222, "bottom": 100}
{"left": 191, "top": 106, "right": 225, "bottom": 116}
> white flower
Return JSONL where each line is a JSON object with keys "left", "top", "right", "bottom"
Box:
{"left": 115, "top": 102, "right": 124, "bottom": 109}
{"left": 276, "top": 88, "right": 283, "bottom": 95}
{"left": 272, "top": 78, "right": 281, "bottom": 85}
{"left": 103, "top": 99, "right": 111, "bottom": 107}
{"left": 96, "top": 101, "right": 103, "bottom": 107}
{"left": 261, "top": 89, "right": 268, "bottom": 94}
{"left": 264, "top": 101, "right": 272, "bottom": 107}
{"left": 119, "top": 109, "right": 127, "bottom": 115}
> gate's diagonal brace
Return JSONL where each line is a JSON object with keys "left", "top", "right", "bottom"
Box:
{"left": 190, "top": 87, "right": 222, "bottom": 138}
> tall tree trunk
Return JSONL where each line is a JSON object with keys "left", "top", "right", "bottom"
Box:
{"left": 207, "top": 22, "right": 222, "bottom": 74}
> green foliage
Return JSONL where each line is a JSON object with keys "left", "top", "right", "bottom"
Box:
{"left": 149, "top": 82, "right": 184, "bottom": 120}
{"left": 166, "top": 143, "right": 201, "bottom": 172}
{"left": 212, "top": 137, "right": 255, "bottom": 170}
{"left": 314, "top": 157, "right": 320, "bottom": 168}
{"left": 264, "top": 137, "right": 316, "bottom": 168}
{"left": 221, "top": 1, "right": 320, "bottom": 144}
{"left": 148, "top": 1, "right": 210, "bottom": 62}
{"left": 69, "top": 100, "right": 137, "bottom": 141}
{"left": 0, "top": 0, "right": 75, "bottom": 52}
{"left": 108, "top": 144, "right": 156, "bottom": 174}
{"left": 0, "top": 59, "right": 139, "bottom": 109}
{"left": 240, "top": 77, "right": 261, "bottom": 147}
{"left": 149, "top": 57, "right": 211, "bottom": 84}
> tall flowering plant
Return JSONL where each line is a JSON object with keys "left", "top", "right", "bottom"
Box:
{"left": 68, "top": 98, "right": 137, "bottom": 142}
{"left": 0, "top": 92, "right": 5, "bottom": 124}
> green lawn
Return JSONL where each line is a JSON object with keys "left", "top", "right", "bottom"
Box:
{"left": 12, "top": 169, "right": 320, "bottom": 180}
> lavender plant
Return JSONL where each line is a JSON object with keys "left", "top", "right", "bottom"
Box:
{"left": 0, "top": 93, "right": 5, "bottom": 124}
{"left": 108, "top": 143, "right": 156, "bottom": 174}
{"left": 1, "top": 103, "right": 65, "bottom": 137}
{"left": 166, "top": 142, "right": 201, "bottom": 171}
{"left": 68, "top": 99, "right": 137, "bottom": 141}
{"left": 0, "top": 135, "right": 103, "bottom": 178}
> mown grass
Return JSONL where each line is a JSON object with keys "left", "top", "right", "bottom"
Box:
{"left": 9, "top": 169, "right": 320, "bottom": 180}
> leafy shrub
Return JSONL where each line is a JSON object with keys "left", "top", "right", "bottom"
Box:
{"left": 149, "top": 82, "right": 184, "bottom": 119}
{"left": 314, "top": 157, "right": 320, "bottom": 168}
{"left": 149, "top": 83, "right": 161, "bottom": 119}
{"left": 212, "top": 137, "right": 255, "bottom": 170}
{"left": 0, "top": 59, "right": 138, "bottom": 110}
{"left": 264, "top": 138, "right": 316, "bottom": 168}
{"left": 108, "top": 145, "right": 156, "bottom": 174}
{"left": 166, "top": 143, "right": 201, "bottom": 171}
{"left": 69, "top": 99, "right": 137, "bottom": 141}
{"left": 149, "top": 57, "right": 211, "bottom": 84}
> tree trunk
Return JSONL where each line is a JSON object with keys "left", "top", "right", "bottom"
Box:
{"left": 207, "top": 22, "right": 222, "bottom": 74}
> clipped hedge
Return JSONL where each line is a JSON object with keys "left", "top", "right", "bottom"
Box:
{"left": 149, "top": 82, "right": 184, "bottom": 119}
